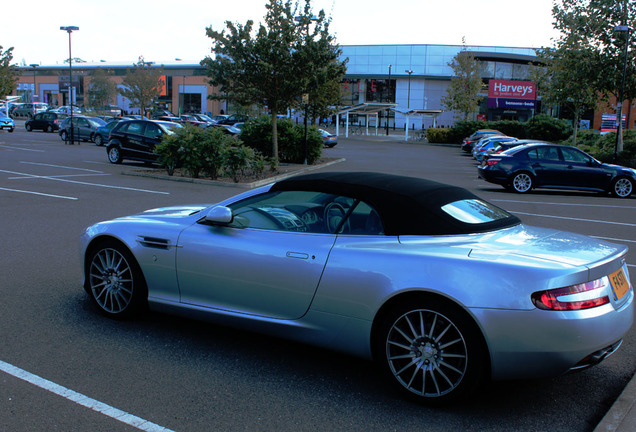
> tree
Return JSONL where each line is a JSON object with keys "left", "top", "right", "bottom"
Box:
{"left": 87, "top": 68, "right": 118, "bottom": 109}
{"left": 441, "top": 46, "right": 483, "bottom": 121}
{"left": 202, "top": 0, "right": 346, "bottom": 161}
{"left": 0, "top": 46, "right": 20, "bottom": 99}
{"left": 551, "top": 0, "right": 636, "bottom": 150}
{"left": 535, "top": 44, "right": 599, "bottom": 146}
{"left": 119, "top": 56, "right": 165, "bottom": 118}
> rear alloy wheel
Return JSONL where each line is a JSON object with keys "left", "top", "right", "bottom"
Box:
{"left": 510, "top": 172, "right": 533, "bottom": 193}
{"left": 86, "top": 241, "right": 147, "bottom": 318}
{"left": 46, "top": 125, "right": 53, "bottom": 133}
{"left": 107, "top": 146, "right": 122, "bottom": 164}
{"left": 60, "top": 130, "right": 67, "bottom": 141}
{"left": 94, "top": 135, "right": 103, "bottom": 146}
{"left": 377, "top": 298, "right": 486, "bottom": 404}
{"left": 25, "top": 123, "right": 32, "bottom": 132}
{"left": 611, "top": 177, "right": 633, "bottom": 198}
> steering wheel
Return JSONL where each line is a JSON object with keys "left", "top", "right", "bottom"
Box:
{"left": 324, "top": 202, "right": 347, "bottom": 234}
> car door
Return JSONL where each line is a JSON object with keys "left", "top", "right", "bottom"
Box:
{"left": 32, "top": 113, "right": 45, "bottom": 129}
{"left": 120, "top": 121, "right": 147, "bottom": 158}
{"left": 175, "top": 191, "right": 346, "bottom": 319}
{"left": 75, "top": 117, "right": 90, "bottom": 140}
{"left": 527, "top": 146, "right": 565, "bottom": 186}
{"left": 558, "top": 147, "right": 612, "bottom": 190}
{"left": 142, "top": 122, "right": 164, "bottom": 158}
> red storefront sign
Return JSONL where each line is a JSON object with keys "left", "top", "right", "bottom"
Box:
{"left": 488, "top": 80, "right": 536, "bottom": 100}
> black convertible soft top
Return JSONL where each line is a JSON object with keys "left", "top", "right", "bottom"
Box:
{"left": 271, "top": 172, "right": 521, "bottom": 235}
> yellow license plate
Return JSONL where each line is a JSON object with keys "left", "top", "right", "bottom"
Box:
{"left": 609, "top": 267, "right": 630, "bottom": 301}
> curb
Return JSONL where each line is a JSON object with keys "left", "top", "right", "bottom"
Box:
{"left": 122, "top": 157, "right": 346, "bottom": 189}
{"left": 594, "top": 373, "right": 636, "bottom": 432}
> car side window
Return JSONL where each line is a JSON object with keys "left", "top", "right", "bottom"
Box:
{"left": 144, "top": 123, "right": 162, "bottom": 139}
{"left": 226, "top": 191, "right": 381, "bottom": 235}
{"left": 536, "top": 147, "right": 560, "bottom": 161}
{"left": 561, "top": 147, "right": 589, "bottom": 163}
{"left": 127, "top": 122, "right": 145, "bottom": 135}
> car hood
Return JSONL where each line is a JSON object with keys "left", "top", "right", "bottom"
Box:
{"left": 135, "top": 204, "right": 210, "bottom": 219}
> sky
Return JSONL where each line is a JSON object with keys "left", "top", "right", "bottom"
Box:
{"left": 1, "top": 0, "right": 561, "bottom": 66}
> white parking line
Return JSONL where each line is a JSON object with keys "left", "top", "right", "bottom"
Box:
{"left": 0, "top": 169, "right": 169, "bottom": 195}
{"left": 0, "top": 145, "right": 45, "bottom": 152}
{"left": 9, "top": 173, "right": 111, "bottom": 180}
{"left": 0, "top": 360, "right": 174, "bottom": 432}
{"left": 0, "top": 187, "right": 77, "bottom": 200}
{"left": 21, "top": 162, "right": 105, "bottom": 173}
{"left": 493, "top": 198, "right": 636, "bottom": 210}
{"left": 511, "top": 211, "right": 636, "bottom": 227}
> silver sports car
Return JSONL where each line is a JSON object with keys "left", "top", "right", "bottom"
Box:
{"left": 81, "top": 172, "right": 633, "bottom": 403}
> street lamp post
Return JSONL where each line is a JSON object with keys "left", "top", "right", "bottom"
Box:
{"left": 385, "top": 64, "right": 392, "bottom": 136}
{"left": 60, "top": 26, "right": 79, "bottom": 144}
{"left": 614, "top": 25, "right": 631, "bottom": 160}
{"left": 29, "top": 64, "right": 38, "bottom": 107}
{"left": 405, "top": 69, "right": 413, "bottom": 109}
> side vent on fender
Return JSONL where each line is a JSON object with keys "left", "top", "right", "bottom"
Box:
{"left": 137, "top": 236, "right": 172, "bottom": 250}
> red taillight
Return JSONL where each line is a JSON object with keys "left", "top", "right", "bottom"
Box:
{"left": 531, "top": 278, "right": 610, "bottom": 311}
{"left": 485, "top": 159, "right": 500, "bottom": 166}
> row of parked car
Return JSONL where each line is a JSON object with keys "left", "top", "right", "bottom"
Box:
{"left": 464, "top": 129, "right": 635, "bottom": 198}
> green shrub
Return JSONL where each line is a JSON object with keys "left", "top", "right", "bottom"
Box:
{"left": 240, "top": 116, "right": 323, "bottom": 164}
{"left": 155, "top": 124, "right": 269, "bottom": 179}
{"left": 155, "top": 131, "right": 182, "bottom": 176}
{"left": 525, "top": 114, "right": 573, "bottom": 142}
{"left": 490, "top": 120, "right": 527, "bottom": 139}
{"left": 426, "top": 128, "right": 456, "bottom": 144}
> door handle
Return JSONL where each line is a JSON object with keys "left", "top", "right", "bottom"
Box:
{"left": 286, "top": 251, "right": 309, "bottom": 259}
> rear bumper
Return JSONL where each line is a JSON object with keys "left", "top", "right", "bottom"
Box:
{"left": 471, "top": 288, "right": 634, "bottom": 380}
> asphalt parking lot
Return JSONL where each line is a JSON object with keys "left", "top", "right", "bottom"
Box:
{"left": 0, "top": 126, "right": 634, "bottom": 431}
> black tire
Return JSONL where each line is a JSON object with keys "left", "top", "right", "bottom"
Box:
{"left": 94, "top": 134, "right": 103, "bottom": 146}
{"left": 85, "top": 240, "right": 147, "bottom": 318}
{"left": 107, "top": 145, "right": 123, "bottom": 164}
{"left": 510, "top": 172, "right": 533, "bottom": 193}
{"left": 46, "top": 125, "right": 53, "bottom": 133}
{"left": 376, "top": 297, "right": 487, "bottom": 404}
{"left": 60, "top": 130, "right": 67, "bottom": 141}
{"left": 8, "top": 128, "right": 14, "bottom": 133}
{"left": 611, "top": 176, "right": 633, "bottom": 198}
{"left": 25, "top": 123, "right": 32, "bottom": 132}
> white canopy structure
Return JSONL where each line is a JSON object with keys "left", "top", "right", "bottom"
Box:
{"left": 393, "top": 108, "right": 443, "bottom": 141}
{"left": 335, "top": 103, "right": 397, "bottom": 137}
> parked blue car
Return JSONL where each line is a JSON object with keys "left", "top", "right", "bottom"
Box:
{"left": 0, "top": 112, "right": 15, "bottom": 132}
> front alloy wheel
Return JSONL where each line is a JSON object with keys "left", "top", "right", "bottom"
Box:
{"left": 108, "top": 146, "right": 122, "bottom": 164}
{"left": 378, "top": 299, "right": 485, "bottom": 403}
{"left": 87, "top": 242, "right": 146, "bottom": 318}
{"left": 511, "top": 172, "right": 533, "bottom": 193}
{"left": 612, "top": 177, "right": 633, "bottom": 198}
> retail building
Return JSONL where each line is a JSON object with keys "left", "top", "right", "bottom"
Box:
{"left": 11, "top": 43, "right": 630, "bottom": 131}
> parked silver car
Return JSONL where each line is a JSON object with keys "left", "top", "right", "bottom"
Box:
{"left": 80, "top": 172, "right": 633, "bottom": 404}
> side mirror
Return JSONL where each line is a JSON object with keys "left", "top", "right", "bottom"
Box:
{"left": 202, "top": 206, "right": 233, "bottom": 225}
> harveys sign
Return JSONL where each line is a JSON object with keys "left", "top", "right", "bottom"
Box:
{"left": 488, "top": 80, "right": 536, "bottom": 100}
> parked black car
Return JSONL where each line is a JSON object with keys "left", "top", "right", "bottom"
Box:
{"left": 106, "top": 119, "right": 182, "bottom": 164}
{"left": 25, "top": 112, "right": 64, "bottom": 132}
{"left": 215, "top": 114, "right": 248, "bottom": 125}
{"left": 58, "top": 116, "right": 106, "bottom": 142}
{"left": 478, "top": 143, "right": 635, "bottom": 198}
{"left": 461, "top": 129, "right": 503, "bottom": 152}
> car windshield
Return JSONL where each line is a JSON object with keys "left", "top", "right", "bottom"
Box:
{"left": 155, "top": 121, "right": 183, "bottom": 134}
{"left": 88, "top": 118, "right": 107, "bottom": 127}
